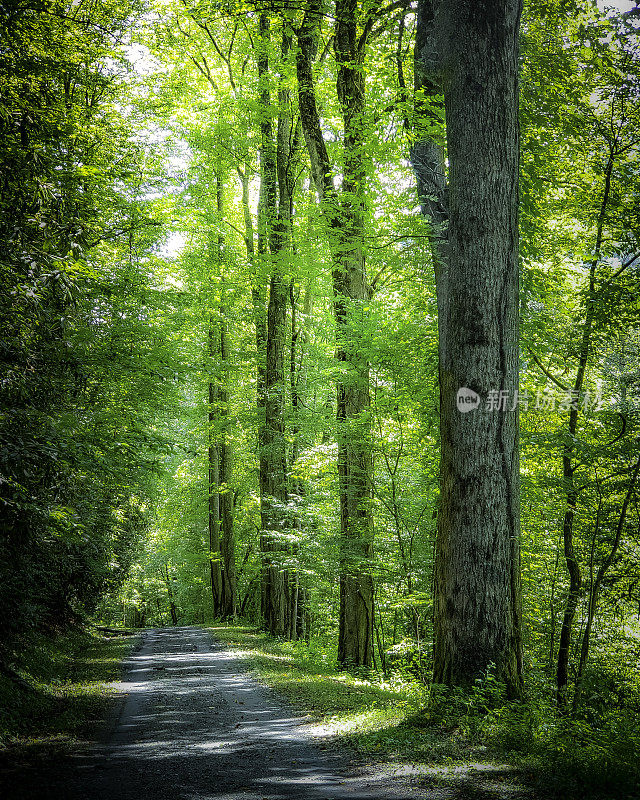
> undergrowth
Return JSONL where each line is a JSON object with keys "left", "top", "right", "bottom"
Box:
{"left": 211, "top": 625, "right": 640, "bottom": 800}
{"left": 0, "top": 628, "right": 135, "bottom": 762}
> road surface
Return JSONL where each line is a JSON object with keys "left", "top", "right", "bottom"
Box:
{"left": 47, "top": 626, "right": 427, "bottom": 799}
{"left": 5, "top": 626, "right": 529, "bottom": 799}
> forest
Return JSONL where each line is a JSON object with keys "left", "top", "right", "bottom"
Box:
{"left": 1, "top": 0, "right": 640, "bottom": 797}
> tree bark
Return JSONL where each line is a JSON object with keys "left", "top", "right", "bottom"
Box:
{"left": 208, "top": 189, "right": 223, "bottom": 616}
{"left": 412, "top": 0, "right": 523, "bottom": 696}
{"left": 208, "top": 322, "right": 223, "bottom": 617}
{"left": 334, "top": 0, "right": 374, "bottom": 669}
{"left": 289, "top": 280, "right": 311, "bottom": 635}
{"left": 208, "top": 167, "right": 236, "bottom": 620}
{"left": 218, "top": 305, "right": 236, "bottom": 619}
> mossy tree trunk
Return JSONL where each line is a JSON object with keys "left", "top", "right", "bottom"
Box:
{"left": 411, "top": 0, "right": 523, "bottom": 696}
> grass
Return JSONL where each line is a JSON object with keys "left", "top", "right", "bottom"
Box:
{"left": 0, "top": 627, "right": 136, "bottom": 769}
{"left": 2, "top": 622, "right": 634, "bottom": 799}
{"left": 209, "top": 626, "right": 498, "bottom": 763}
{"left": 209, "top": 625, "right": 640, "bottom": 800}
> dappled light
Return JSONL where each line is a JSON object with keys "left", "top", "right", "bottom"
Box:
{"left": 53, "top": 628, "right": 432, "bottom": 800}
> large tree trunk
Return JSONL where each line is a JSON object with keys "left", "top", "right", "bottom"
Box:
{"left": 412, "top": 0, "right": 523, "bottom": 696}
{"left": 257, "top": 13, "right": 301, "bottom": 639}
{"left": 296, "top": 0, "right": 374, "bottom": 667}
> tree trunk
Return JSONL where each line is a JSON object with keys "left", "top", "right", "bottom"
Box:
{"left": 412, "top": 0, "right": 523, "bottom": 696}
{"left": 288, "top": 281, "right": 312, "bottom": 636}
{"left": 218, "top": 307, "right": 236, "bottom": 619}
{"left": 262, "top": 263, "right": 291, "bottom": 636}
{"left": 252, "top": 180, "right": 269, "bottom": 620}
{"left": 208, "top": 324, "right": 223, "bottom": 617}
{"left": 164, "top": 564, "right": 178, "bottom": 626}
{"left": 208, "top": 167, "right": 236, "bottom": 620}
{"left": 334, "top": 0, "right": 374, "bottom": 670}
{"left": 296, "top": 0, "right": 374, "bottom": 668}
{"left": 257, "top": 13, "right": 301, "bottom": 639}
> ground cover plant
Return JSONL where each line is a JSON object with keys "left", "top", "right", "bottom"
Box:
{"left": 0, "top": 630, "right": 135, "bottom": 770}
{"left": 211, "top": 625, "right": 640, "bottom": 799}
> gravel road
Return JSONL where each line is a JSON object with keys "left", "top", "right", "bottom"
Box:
{"left": 35, "top": 626, "right": 432, "bottom": 800}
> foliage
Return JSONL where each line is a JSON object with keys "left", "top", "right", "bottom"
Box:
{"left": 0, "top": 0, "right": 177, "bottom": 656}
{"left": 0, "top": 628, "right": 135, "bottom": 752}
{"left": 2, "top": 0, "right": 640, "bottom": 796}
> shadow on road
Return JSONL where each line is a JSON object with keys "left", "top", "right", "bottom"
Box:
{"left": 8, "top": 627, "right": 433, "bottom": 800}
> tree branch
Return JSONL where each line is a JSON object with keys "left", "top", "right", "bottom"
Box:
{"left": 525, "top": 345, "right": 569, "bottom": 392}
{"left": 86, "top": 221, "right": 162, "bottom": 249}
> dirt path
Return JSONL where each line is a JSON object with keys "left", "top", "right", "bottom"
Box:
{"left": 49, "top": 626, "right": 432, "bottom": 800}
{"left": 4, "top": 626, "right": 530, "bottom": 799}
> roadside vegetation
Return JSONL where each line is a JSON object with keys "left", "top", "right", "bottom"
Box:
{"left": 3, "top": 2, "right": 640, "bottom": 799}
{"left": 0, "top": 631, "right": 135, "bottom": 770}
{"left": 212, "top": 625, "right": 640, "bottom": 800}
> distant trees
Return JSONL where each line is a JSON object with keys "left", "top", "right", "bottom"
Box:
{"left": 296, "top": 0, "right": 376, "bottom": 666}
{"left": 7, "top": 1, "right": 640, "bottom": 732}
{"left": 97, "top": 1, "right": 640, "bottom": 712}
{"left": 519, "top": 0, "right": 640, "bottom": 710}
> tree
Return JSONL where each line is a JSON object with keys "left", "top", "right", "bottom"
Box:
{"left": 517, "top": 0, "right": 640, "bottom": 710}
{"left": 296, "top": 0, "right": 376, "bottom": 667}
{"left": 0, "top": 0, "right": 174, "bottom": 653}
{"left": 256, "top": 11, "right": 304, "bottom": 638}
{"left": 411, "top": 0, "right": 523, "bottom": 695}
{"left": 208, "top": 163, "right": 237, "bottom": 620}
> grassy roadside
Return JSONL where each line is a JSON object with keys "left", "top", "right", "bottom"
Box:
{"left": 0, "top": 628, "right": 136, "bottom": 770}
{"left": 209, "top": 625, "right": 640, "bottom": 800}
{"left": 208, "top": 626, "right": 499, "bottom": 763}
